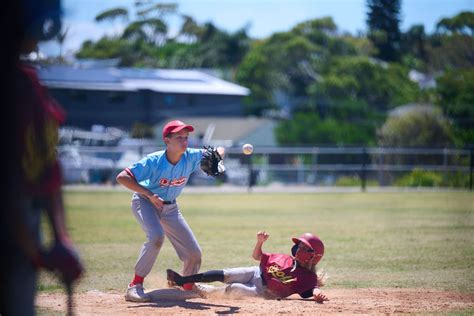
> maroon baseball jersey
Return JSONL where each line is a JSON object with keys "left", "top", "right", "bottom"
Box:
{"left": 15, "top": 64, "right": 65, "bottom": 195}
{"left": 260, "top": 253, "right": 317, "bottom": 298}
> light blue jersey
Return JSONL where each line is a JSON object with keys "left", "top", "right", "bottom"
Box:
{"left": 126, "top": 148, "right": 203, "bottom": 201}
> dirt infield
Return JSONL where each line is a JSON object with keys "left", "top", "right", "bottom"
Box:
{"left": 37, "top": 288, "right": 474, "bottom": 315}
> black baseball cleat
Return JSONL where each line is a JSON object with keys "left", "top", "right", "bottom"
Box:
{"left": 166, "top": 269, "right": 184, "bottom": 287}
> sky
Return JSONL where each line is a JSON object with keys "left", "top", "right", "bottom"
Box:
{"left": 39, "top": 0, "right": 474, "bottom": 57}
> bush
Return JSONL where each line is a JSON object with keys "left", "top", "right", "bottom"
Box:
{"left": 445, "top": 172, "right": 470, "bottom": 188}
{"left": 395, "top": 169, "right": 443, "bottom": 187}
{"left": 378, "top": 105, "right": 455, "bottom": 147}
{"left": 335, "top": 175, "right": 379, "bottom": 187}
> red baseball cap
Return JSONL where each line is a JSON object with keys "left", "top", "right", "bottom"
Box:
{"left": 162, "top": 120, "right": 194, "bottom": 139}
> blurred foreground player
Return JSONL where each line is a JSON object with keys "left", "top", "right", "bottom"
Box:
{"left": 0, "top": 0, "right": 83, "bottom": 315}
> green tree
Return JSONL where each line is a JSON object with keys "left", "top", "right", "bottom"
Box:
{"left": 78, "top": 3, "right": 177, "bottom": 64}
{"left": 422, "top": 12, "right": 474, "bottom": 71}
{"left": 235, "top": 43, "right": 278, "bottom": 115}
{"left": 340, "top": 35, "right": 376, "bottom": 57}
{"left": 121, "top": 18, "right": 168, "bottom": 45}
{"left": 95, "top": 7, "right": 129, "bottom": 36}
{"left": 402, "top": 24, "right": 427, "bottom": 61}
{"left": 178, "top": 15, "right": 201, "bottom": 43}
{"left": 436, "top": 11, "right": 474, "bottom": 35}
{"left": 309, "top": 56, "right": 420, "bottom": 112}
{"left": 276, "top": 112, "right": 376, "bottom": 145}
{"left": 77, "top": 17, "right": 249, "bottom": 69}
{"left": 436, "top": 69, "right": 474, "bottom": 146}
{"left": 135, "top": 2, "right": 177, "bottom": 20}
{"left": 132, "top": 2, "right": 176, "bottom": 45}
{"left": 76, "top": 37, "right": 132, "bottom": 60}
{"left": 121, "top": 21, "right": 148, "bottom": 42}
{"left": 196, "top": 24, "right": 251, "bottom": 69}
{"left": 236, "top": 18, "right": 339, "bottom": 114}
{"left": 425, "top": 33, "right": 474, "bottom": 71}
{"left": 377, "top": 105, "right": 455, "bottom": 147}
{"left": 95, "top": 7, "right": 129, "bottom": 24}
{"left": 366, "top": 0, "right": 402, "bottom": 61}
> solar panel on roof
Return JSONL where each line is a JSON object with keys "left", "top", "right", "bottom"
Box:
{"left": 37, "top": 65, "right": 250, "bottom": 95}
{"left": 38, "top": 66, "right": 119, "bottom": 83}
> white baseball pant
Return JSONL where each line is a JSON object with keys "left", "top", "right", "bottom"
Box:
{"left": 131, "top": 193, "right": 201, "bottom": 278}
{"left": 222, "top": 266, "right": 265, "bottom": 297}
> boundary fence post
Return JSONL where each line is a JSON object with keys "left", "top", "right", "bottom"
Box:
{"left": 361, "top": 147, "right": 367, "bottom": 192}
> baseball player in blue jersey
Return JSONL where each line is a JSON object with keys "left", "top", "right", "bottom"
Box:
{"left": 116, "top": 120, "right": 225, "bottom": 302}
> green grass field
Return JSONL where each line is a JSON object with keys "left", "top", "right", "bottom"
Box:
{"left": 38, "top": 190, "right": 474, "bottom": 294}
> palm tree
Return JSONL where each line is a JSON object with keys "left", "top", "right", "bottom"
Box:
{"left": 95, "top": 7, "right": 129, "bottom": 35}
{"left": 178, "top": 15, "right": 201, "bottom": 43}
{"left": 56, "top": 26, "right": 69, "bottom": 60}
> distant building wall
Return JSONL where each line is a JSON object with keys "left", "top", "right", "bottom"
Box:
{"left": 49, "top": 88, "right": 245, "bottom": 129}
{"left": 151, "top": 93, "right": 243, "bottom": 119}
{"left": 49, "top": 89, "right": 146, "bottom": 128}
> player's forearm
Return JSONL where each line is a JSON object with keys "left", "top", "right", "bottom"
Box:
{"left": 252, "top": 241, "right": 264, "bottom": 260}
{"left": 39, "top": 192, "right": 84, "bottom": 282}
{"left": 43, "top": 192, "right": 70, "bottom": 242}
{"left": 10, "top": 203, "right": 42, "bottom": 263}
{"left": 116, "top": 171, "right": 153, "bottom": 198}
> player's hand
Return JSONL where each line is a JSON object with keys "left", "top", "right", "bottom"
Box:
{"left": 148, "top": 194, "right": 164, "bottom": 209}
{"left": 41, "top": 240, "right": 84, "bottom": 284}
{"left": 313, "top": 288, "right": 329, "bottom": 304}
{"left": 216, "top": 146, "right": 226, "bottom": 158}
{"left": 256, "top": 231, "right": 269, "bottom": 243}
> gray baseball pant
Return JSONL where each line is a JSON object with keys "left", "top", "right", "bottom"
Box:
{"left": 222, "top": 266, "right": 265, "bottom": 297}
{"left": 131, "top": 193, "right": 201, "bottom": 278}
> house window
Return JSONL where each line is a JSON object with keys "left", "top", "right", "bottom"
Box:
{"left": 187, "top": 95, "right": 195, "bottom": 106}
{"left": 164, "top": 94, "right": 175, "bottom": 106}
{"left": 108, "top": 91, "right": 125, "bottom": 102}
{"left": 69, "top": 89, "right": 87, "bottom": 102}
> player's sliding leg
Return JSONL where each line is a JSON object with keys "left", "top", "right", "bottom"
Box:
{"left": 224, "top": 283, "right": 260, "bottom": 298}
{"left": 167, "top": 269, "right": 224, "bottom": 286}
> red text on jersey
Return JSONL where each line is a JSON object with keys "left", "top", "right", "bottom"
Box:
{"left": 159, "top": 176, "right": 187, "bottom": 187}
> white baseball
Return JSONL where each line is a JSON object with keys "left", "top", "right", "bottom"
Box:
{"left": 242, "top": 143, "right": 254, "bottom": 155}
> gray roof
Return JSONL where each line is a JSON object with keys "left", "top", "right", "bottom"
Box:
{"left": 37, "top": 65, "right": 250, "bottom": 96}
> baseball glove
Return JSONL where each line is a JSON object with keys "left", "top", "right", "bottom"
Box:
{"left": 201, "top": 146, "right": 225, "bottom": 177}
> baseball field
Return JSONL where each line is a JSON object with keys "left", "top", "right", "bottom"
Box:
{"left": 36, "top": 189, "right": 474, "bottom": 315}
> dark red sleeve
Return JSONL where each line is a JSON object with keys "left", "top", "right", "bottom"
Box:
{"left": 17, "top": 64, "right": 66, "bottom": 196}
{"left": 22, "top": 64, "right": 65, "bottom": 124}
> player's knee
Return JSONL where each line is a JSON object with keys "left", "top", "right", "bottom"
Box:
{"left": 148, "top": 233, "right": 164, "bottom": 249}
{"left": 185, "top": 249, "right": 202, "bottom": 265}
{"left": 224, "top": 284, "right": 234, "bottom": 294}
{"left": 224, "top": 284, "right": 256, "bottom": 298}
{"left": 224, "top": 284, "right": 242, "bottom": 297}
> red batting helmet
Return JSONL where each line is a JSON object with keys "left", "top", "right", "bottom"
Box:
{"left": 292, "top": 233, "right": 324, "bottom": 265}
